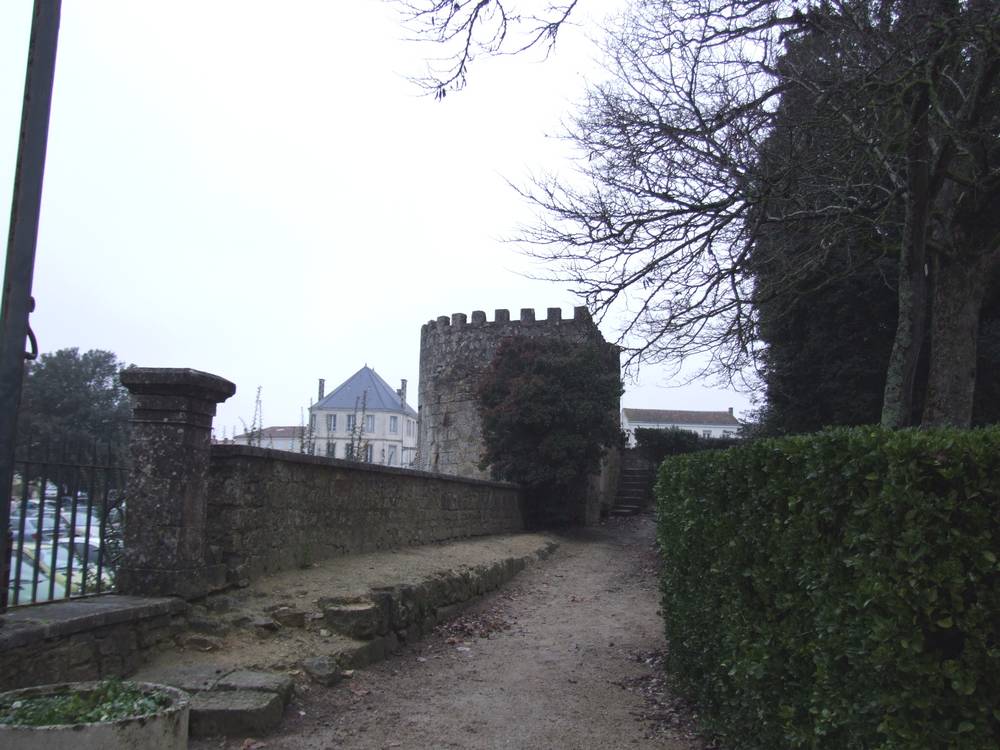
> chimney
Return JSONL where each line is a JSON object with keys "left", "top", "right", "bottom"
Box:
{"left": 318, "top": 378, "right": 325, "bottom": 401}
{"left": 728, "top": 407, "right": 733, "bottom": 416}
{"left": 397, "top": 379, "right": 408, "bottom": 406}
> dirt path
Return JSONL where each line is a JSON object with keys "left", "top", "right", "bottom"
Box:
{"left": 193, "top": 516, "right": 714, "bottom": 750}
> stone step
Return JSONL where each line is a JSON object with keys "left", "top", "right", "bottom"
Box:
{"left": 189, "top": 689, "right": 285, "bottom": 737}
{"left": 616, "top": 491, "right": 648, "bottom": 501}
{"left": 319, "top": 597, "right": 386, "bottom": 640}
{"left": 132, "top": 664, "right": 294, "bottom": 738}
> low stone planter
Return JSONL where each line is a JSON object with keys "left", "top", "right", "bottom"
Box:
{"left": 0, "top": 681, "right": 189, "bottom": 750}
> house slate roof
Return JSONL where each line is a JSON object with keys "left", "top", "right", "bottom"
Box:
{"left": 623, "top": 408, "right": 741, "bottom": 426}
{"left": 314, "top": 366, "right": 417, "bottom": 418}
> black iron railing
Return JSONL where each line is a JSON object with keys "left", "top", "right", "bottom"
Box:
{"left": 6, "top": 443, "right": 126, "bottom": 606}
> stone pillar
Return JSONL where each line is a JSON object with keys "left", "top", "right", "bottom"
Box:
{"left": 117, "top": 367, "right": 235, "bottom": 599}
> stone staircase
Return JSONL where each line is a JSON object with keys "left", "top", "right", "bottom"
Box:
{"left": 609, "top": 450, "right": 657, "bottom": 517}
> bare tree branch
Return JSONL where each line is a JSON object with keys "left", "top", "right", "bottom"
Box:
{"left": 392, "top": 0, "right": 582, "bottom": 97}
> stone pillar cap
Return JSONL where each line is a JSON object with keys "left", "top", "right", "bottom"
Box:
{"left": 120, "top": 367, "right": 236, "bottom": 403}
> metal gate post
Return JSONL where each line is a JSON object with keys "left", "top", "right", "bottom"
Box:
{"left": 0, "top": 1, "right": 62, "bottom": 616}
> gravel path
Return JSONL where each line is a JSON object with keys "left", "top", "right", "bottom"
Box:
{"left": 193, "top": 515, "right": 715, "bottom": 750}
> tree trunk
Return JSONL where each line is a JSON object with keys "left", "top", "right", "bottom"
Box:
{"left": 922, "top": 249, "right": 998, "bottom": 427}
{"left": 881, "top": 83, "right": 932, "bottom": 429}
{"left": 881, "top": 232, "right": 929, "bottom": 428}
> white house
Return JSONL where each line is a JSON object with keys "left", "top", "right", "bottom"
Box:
{"left": 230, "top": 425, "right": 304, "bottom": 451}
{"left": 621, "top": 408, "right": 742, "bottom": 447}
{"left": 309, "top": 366, "right": 418, "bottom": 467}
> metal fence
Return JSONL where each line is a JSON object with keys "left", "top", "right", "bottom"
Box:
{"left": 6, "top": 443, "right": 127, "bottom": 606}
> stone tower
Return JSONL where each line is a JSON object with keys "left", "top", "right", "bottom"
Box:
{"left": 417, "top": 306, "right": 620, "bottom": 487}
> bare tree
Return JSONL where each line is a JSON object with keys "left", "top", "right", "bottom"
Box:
{"left": 299, "top": 402, "right": 316, "bottom": 455}
{"left": 396, "top": 0, "right": 1000, "bottom": 427}
{"left": 391, "top": 0, "right": 582, "bottom": 96}
{"left": 346, "top": 390, "right": 372, "bottom": 462}
{"left": 239, "top": 386, "right": 265, "bottom": 448}
{"left": 520, "top": 1, "right": 806, "bottom": 380}
{"left": 519, "top": 0, "right": 999, "bottom": 427}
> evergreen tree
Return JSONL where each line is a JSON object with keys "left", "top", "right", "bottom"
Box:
{"left": 476, "top": 336, "right": 621, "bottom": 499}
{"left": 16, "top": 348, "right": 131, "bottom": 456}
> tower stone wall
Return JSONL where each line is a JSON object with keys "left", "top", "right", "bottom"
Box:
{"left": 418, "top": 306, "right": 620, "bottom": 516}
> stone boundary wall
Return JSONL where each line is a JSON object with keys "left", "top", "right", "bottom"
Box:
{"left": 206, "top": 445, "right": 524, "bottom": 585}
{"left": 0, "top": 596, "right": 187, "bottom": 691}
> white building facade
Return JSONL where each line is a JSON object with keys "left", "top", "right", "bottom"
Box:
{"left": 621, "top": 408, "right": 742, "bottom": 447}
{"left": 308, "top": 366, "right": 418, "bottom": 467}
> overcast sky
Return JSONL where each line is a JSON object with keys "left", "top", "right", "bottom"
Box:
{"left": 1, "top": 1, "right": 755, "bottom": 437}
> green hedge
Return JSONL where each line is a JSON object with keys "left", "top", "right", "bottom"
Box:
{"left": 634, "top": 426, "right": 743, "bottom": 465}
{"left": 655, "top": 427, "right": 1000, "bottom": 749}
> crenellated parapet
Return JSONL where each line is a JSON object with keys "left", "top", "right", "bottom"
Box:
{"left": 417, "top": 305, "right": 618, "bottom": 484}
{"left": 421, "top": 305, "right": 592, "bottom": 335}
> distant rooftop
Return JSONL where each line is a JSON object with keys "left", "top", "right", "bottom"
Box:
{"left": 623, "top": 408, "right": 741, "bottom": 427}
{"left": 232, "top": 425, "right": 303, "bottom": 440}
{"left": 314, "top": 366, "right": 417, "bottom": 418}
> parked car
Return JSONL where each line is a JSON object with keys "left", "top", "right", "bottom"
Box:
{"left": 18, "top": 513, "right": 71, "bottom": 543}
{"left": 7, "top": 551, "right": 64, "bottom": 602}
{"left": 17, "top": 540, "right": 111, "bottom": 597}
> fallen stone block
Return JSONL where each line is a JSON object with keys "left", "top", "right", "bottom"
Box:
{"left": 215, "top": 669, "right": 294, "bottom": 703}
{"left": 319, "top": 597, "right": 380, "bottom": 640}
{"left": 134, "top": 663, "right": 226, "bottom": 693}
{"left": 394, "top": 584, "right": 422, "bottom": 628}
{"left": 335, "top": 636, "right": 386, "bottom": 669}
{"left": 271, "top": 606, "right": 306, "bottom": 629}
{"left": 369, "top": 588, "right": 396, "bottom": 634}
{"left": 301, "top": 655, "right": 342, "bottom": 687}
{"left": 189, "top": 689, "right": 284, "bottom": 737}
{"left": 187, "top": 615, "right": 228, "bottom": 635}
{"left": 203, "top": 595, "right": 235, "bottom": 613}
{"left": 251, "top": 617, "right": 280, "bottom": 636}
{"left": 178, "top": 633, "right": 223, "bottom": 652}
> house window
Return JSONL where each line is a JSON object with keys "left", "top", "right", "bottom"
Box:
{"left": 365, "top": 415, "right": 375, "bottom": 432}
{"left": 389, "top": 416, "right": 399, "bottom": 433}
{"left": 346, "top": 414, "right": 356, "bottom": 431}
{"left": 326, "top": 441, "right": 336, "bottom": 458}
{"left": 387, "top": 445, "right": 397, "bottom": 465}
{"left": 365, "top": 444, "right": 374, "bottom": 462}
{"left": 405, "top": 419, "right": 414, "bottom": 437}
{"left": 309, "top": 414, "right": 316, "bottom": 431}
{"left": 326, "top": 414, "right": 336, "bottom": 433}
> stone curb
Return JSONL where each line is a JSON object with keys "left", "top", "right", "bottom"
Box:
{"left": 311, "top": 540, "right": 558, "bottom": 677}
{"left": 136, "top": 537, "right": 559, "bottom": 737}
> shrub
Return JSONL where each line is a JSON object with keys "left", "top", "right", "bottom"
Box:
{"left": 0, "top": 679, "right": 170, "bottom": 726}
{"left": 634, "top": 426, "right": 742, "bottom": 466}
{"left": 655, "top": 426, "right": 1000, "bottom": 749}
{"left": 477, "top": 335, "right": 622, "bottom": 523}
